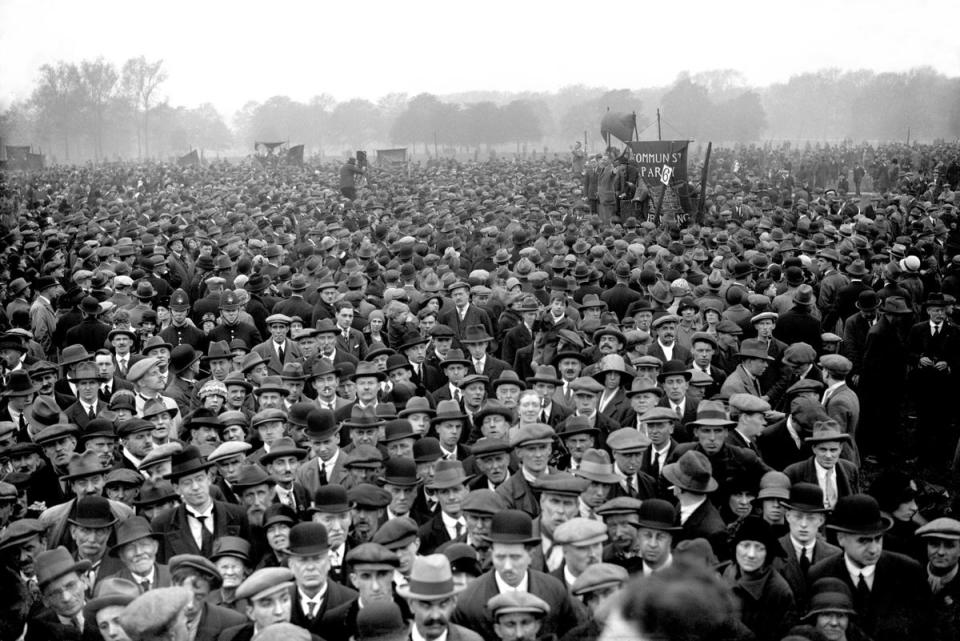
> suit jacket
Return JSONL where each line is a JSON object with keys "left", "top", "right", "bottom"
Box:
{"left": 98, "top": 376, "right": 135, "bottom": 405}
{"left": 294, "top": 452, "right": 352, "bottom": 498}
{"left": 252, "top": 338, "right": 304, "bottom": 376}
{"left": 320, "top": 595, "right": 412, "bottom": 641}
{"left": 822, "top": 383, "right": 861, "bottom": 466}
{"left": 783, "top": 457, "right": 860, "bottom": 500}
{"left": 721, "top": 364, "right": 765, "bottom": 397}
{"left": 646, "top": 341, "right": 692, "bottom": 365}
{"left": 288, "top": 580, "right": 358, "bottom": 634}
{"left": 469, "top": 355, "right": 510, "bottom": 382}
{"left": 756, "top": 419, "right": 811, "bottom": 471}
{"left": 501, "top": 322, "right": 533, "bottom": 368}
{"left": 63, "top": 317, "right": 112, "bottom": 353}
{"left": 438, "top": 304, "right": 494, "bottom": 350}
{"left": 25, "top": 607, "right": 101, "bottom": 641}
{"left": 63, "top": 399, "right": 106, "bottom": 430}
{"left": 39, "top": 497, "right": 135, "bottom": 549}
{"left": 496, "top": 469, "right": 541, "bottom": 518}
{"left": 597, "top": 388, "right": 630, "bottom": 423}
{"left": 657, "top": 395, "right": 699, "bottom": 440}
{"left": 417, "top": 511, "right": 465, "bottom": 555}
{"left": 675, "top": 498, "right": 728, "bottom": 559}
{"left": 772, "top": 533, "right": 840, "bottom": 605}
{"left": 842, "top": 311, "right": 876, "bottom": 380}
{"left": 808, "top": 550, "right": 932, "bottom": 641}
{"left": 451, "top": 570, "right": 583, "bottom": 641}
{"left": 150, "top": 501, "right": 249, "bottom": 563}
{"left": 106, "top": 563, "right": 172, "bottom": 591}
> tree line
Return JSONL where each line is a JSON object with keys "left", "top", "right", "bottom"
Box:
{"left": 2, "top": 60, "right": 959, "bottom": 164}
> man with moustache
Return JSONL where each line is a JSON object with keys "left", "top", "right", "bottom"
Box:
{"left": 468, "top": 438, "right": 513, "bottom": 491}
{"left": 232, "top": 464, "right": 276, "bottom": 531}
{"left": 917, "top": 517, "right": 960, "bottom": 640}
{"left": 397, "top": 554, "right": 483, "bottom": 641}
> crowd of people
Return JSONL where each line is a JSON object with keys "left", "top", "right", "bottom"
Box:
{"left": 0, "top": 139, "right": 959, "bottom": 641}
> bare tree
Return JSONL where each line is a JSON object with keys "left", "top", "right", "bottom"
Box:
{"left": 121, "top": 56, "right": 167, "bottom": 158}
{"left": 79, "top": 58, "right": 118, "bottom": 162}
{"left": 30, "top": 62, "right": 82, "bottom": 161}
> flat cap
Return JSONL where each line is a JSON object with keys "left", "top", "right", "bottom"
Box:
{"left": 372, "top": 517, "right": 419, "bottom": 550}
{"left": 534, "top": 472, "right": 589, "bottom": 497}
{"left": 553, "top": 517, "right": 608, "bottom": 546}
{"left": 117, "top": 418, "right": 154, "bottom": 438}
{"left": 235, "top": 567, "right": 294, "bottom": 601}
{"left": 471, "top": 437, "right": 512, "bottom": 458}
{"left": 462, "top": 489, "right": 507, "bottom": 515}
{"left": 487, "top": 592, "right": 550, "bottom": 618}
{"left": 782, "top": 342, "right": 817, "bottom": 365}
{"left": 786, "top": 378, "right": 826, "bottom": 397}
{"left": 348, "top": 483, "right": 392, "bottom": 509}
{"left": 207, "top": 440, "right": 252, "bottom": 463}
{"left": 595, "top": 497, "right": 642, "bottom": 523}
{"left": 126, "top": 357, "right": 160, "bottom": 383}
{"left": 265, "top": 314, "right": 292, "bottom": 325}
{"left": 509, "top": 423, "right": 555, "bottom": 448}
{"left": 345, "top": 444, "right": 385, "bottom": 468}
{"left": 729, "top": 393, "right": 771, "bottom": 413}
{"left": 138, "top": 442, "right": 183, "bottom": 470}
{"left": 34, "top": 423, "right": 79, "bottom": 445}
{"left": 819, "top": 354, "right": 853, "bottom": 376}
{"left": 118, "top": 587, "right": 192, "bottom": 639}
{"left": 168, "top": 554, "right": 222, "bottom": 588}
{"left": 639, "top": 407, "right": 679, "bottom": 423}
{"left": 0, "top": 518, "right": 45, "bottom": 551}
{"left": 346, "top": 542, "right": 400, "bottom": 569}
{"left": 916, "top": 517, "right": 960, "bottom": 540}
{"left": 570, "top": 562, "right": 628, "bottom": 596}
{"left": 569, "top": 376, "right": 604, "bottom": 395}
{"left": 606, "top": 427, "right": 651, "bottom": 452}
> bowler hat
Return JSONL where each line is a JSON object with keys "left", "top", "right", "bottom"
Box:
{"left": 827, "top": 494, "right": 893, "bottom": 534}
{"left": 780, "top": 482, "right": 829, "bottom": 513}
{"left": 856, "top": 290, "right": 879, "bottom": 311}
{"left": 880, "top": 296, "right": 911, "bottom": 314}
{"left": 169, "top": 345, "right": 200, "bottom": 374}
{"left": 636, "top": 498, "right": 681, "bottom": 532}
{"left": 164, "top": 445, "right": 214, "bottom": 481}
{"left": 656, "top": 359, "right": 692, "bottom": 382}
{"left": 379, "top": 457, "right": 421, "bottom": 487}
{"left": 483, "top": 510, "right": 540, "bottom": 545}
{"left": 68, "top": 495, "right": 117, "bottom": 528}
{"left": 286, "top": 522, "right": 330, "bottom": 556}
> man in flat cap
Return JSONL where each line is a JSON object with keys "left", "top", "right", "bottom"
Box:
{"left": 118, "top": 586, "right": 192, "bottom": 641}
{"left": 726, "top": 393, "right": 770, "bottom": 454}
{"left": 496, "top": 424, "right": 556, "bottom": 518}
{"left": 819, "top": 354, "right": 860, "bottom": 466}
{"left": 168, "top": 554, "right": 246, "bottom": 641}
{"left": 917, "top": 517, "right": 960, "bottom": 640}
{"left": 220, "top": 568, "right": 296, "bottom": 641}
{"left": 551, "top": 517, "right": 607, "bottom": 592}
{"left": 562, "top": 563, "right": 628, "bottom": 641}
{"left": 485, "top": 591, "right": 551, "bottom": 641}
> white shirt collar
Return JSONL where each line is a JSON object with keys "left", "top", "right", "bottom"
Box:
{"left": 563, "top": 565, "right": 578, "bottom": 587}
{"left": 298, "top": 583, "right": 328, "bottom": 612}
{"left": 132, "top": 566, "right": 156, "bottom": 585}
{"left": 494, "top": 571, "right": 529, "bottom": 594}
{"left": 440, "top": 511, "right": 465, "bottom": 539}
{"left": 679, "top": 496, "right": 707, "bottom": 524}
{"left": 844, "top": 554, "right": 876, "bottom": 588}
{"left": 790, "top": 536, "right": 815, "bottom": 560}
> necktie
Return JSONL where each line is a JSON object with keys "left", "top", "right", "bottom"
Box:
{"left": 454, "top": 389, "right": 462, "bottom": 403}
{"left": 194, "top": 514, "right": 213, "bottom": 556}
{"left": 800, "top": 547, "right": 810, "bottom": 574}
{"left": 139, "top": 580, "right": 150, "bottom": 593}
{"left": 628, "top": 477, "right": 637, "bottom": 497}
{"left": 278, "top": 344, "right": 285, "bottom": 363}
{"left": 856, "top": 572, "right": 870, "bottom": 607}
{"left": 539, "top": 410, "right": 548, "bottom": 423}
{"left": 318, "top": 463, "right": 328, "bottom": 486}
{"left": 87, "top": 405, "right": 97, "bottom": 420}
{"left": 825, "top": 468, "right": 838, "bottom": 508}
{"left": 933, "top": 324, "right": 941, "bottom": 337}
{"left": 564, "top": 385, "right": 572, "bottom": 404}
{"left": 306, "top": 600, "right": 318, "bottom": 619}
{"left": 652, "top": 451, "right": 660, "bottom": 474}
{"left": 17, "top": 413, "right": 28, "bottom": 441}
{"left": 72, "top": 615, "right": 83, "bottom": 633}
{"left": 674, "top": 404, "right": 682, "bottom": 419}
{"left": 455, "top": 522, "right": 463, "bottom": 539}
{"left": 118, "top": 358, "right": 127, "bottom": 376}
{"left": 474, "top": 360, "right": 483, "bottom": 373}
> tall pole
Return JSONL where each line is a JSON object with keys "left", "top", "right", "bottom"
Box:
{"left": 698, "top": 142, "right": 713, "bottom": 225}
{"left": 657, "top": 108, "right": 662, "bottom": 141}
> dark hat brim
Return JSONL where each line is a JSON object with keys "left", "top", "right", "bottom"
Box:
{"left": 827, "top": 515, "right": 893, "bottom": 535}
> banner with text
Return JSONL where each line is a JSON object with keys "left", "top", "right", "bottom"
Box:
{"left": 625, "top": 140, "right": 689, "bottom": 186}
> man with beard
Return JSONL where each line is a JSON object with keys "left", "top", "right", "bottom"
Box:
{"left": 286, "top": 523, "right": 358, "bottom": 634}
{"left": 233, "top": 464, "right": 276, "bottom": 530}
{"left": 151, "top": 446, "right": 249, "bottom": 562}
{"left": 108, "top": 516, "right": 171, "bottom": 591}
{"left": 398, "top": 555, "right": 483, "bottom": 641}
{"left": 66, "top": 495, "right": 125, "bottom": 595}
{"left": 219, "top": 568, "right": 297, "bottom": 641}
{"left": 348, "top": 484, "right": 391, "bottom": 544}
{"left": 451, "top": 510, "right": 582, "bottom": 640}
{"left": 169, "top": 554, "right": 246, "bottom": 641}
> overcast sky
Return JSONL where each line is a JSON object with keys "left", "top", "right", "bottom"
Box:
{"left": 2, "top": 0, "right": 959, "bottom": 117}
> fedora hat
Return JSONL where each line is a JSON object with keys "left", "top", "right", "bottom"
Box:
{"left": 526, "top": 365, "right": 562, "bottom": 387}
{"left": 398, "top": 396, "right": 434, "bottom": 419}
{"left": 792, "top": 284, "right": 815, "bottom": 306}
{"left": 60, "top": 344, "right": 95, "bottom": 367}
{"left": 844, "top": 260, "right": 868, "bottom": 277}
{"left": 880, "top": 296, "right": 912, "bottom": 315}
{"left": 737, "top": 338, "right": 773, "bottom": 361}
{"left": 200, "top": 340, "right": 232, "bottom": 362}
{"left": 827, "top": 494, "right": 892, "bottom": 535}
{"left": 134, "top": 281, "right": 157, "bottom": 299}
{"left": 440, "top": 349, "right": 471, "bottom": 368}
{"left": 656, "top": 359, "right": 692, "bottom": 383}
{"left": 425, "top": 460, "right": 471, "bottom": 490}
{"left": 60, "top": 450, "right": 109, "bottom": 482}
{"left": 35, "top": 546, "right": 92, "bottom": 591}
{"left": 141, "top": 335, "right": 173, "bottom": 355}
{"left": 84, "top": 577, "right": 140, "bottom": 615}
{"left": 689, "top": 400, "right": 734, "bottom": 428}
{"left": 483, "top": 509, "right": 540, "bottom": 545}
{"left": 0, "top": 371, "right": 40, "bottom": 397}
{"left": 396, "top": 554, "right": 463, "bottom": 601}
{"left": 460, "top": 324, "right": 493, "bottom": 344}
{"left": 343, "top": 405, "right": 385, "bottom": 430}
{"left": 780, "top": 482, "right": 829, "bottom": 513}
{"left": 397, "top": 330, "right": 429, "bottom": 352}
{"left": 662, "top": 450, "right": 718, "bottom": 494}
{"left": 109, "top": 516, "right": 161, "bottom": 557}
{"left": 68, "top": 361, "right": 105, "bottom": 383}
{"left": 804, "top": 419, "right": 852, "bottom": 444}
{"left": 259, "top": 437, "right": 307, "bottom": 464}
{"left": 430, "top": 400, "right": 467, "bottom": 426}
{"left": 352, "top": 361, "right": 387, "bottom": 382}
{"left": 164, "top": 445, "right": 214, "bottom": 481}
{"left": 574, "top": 448, "right": 623, "bottom": 484}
